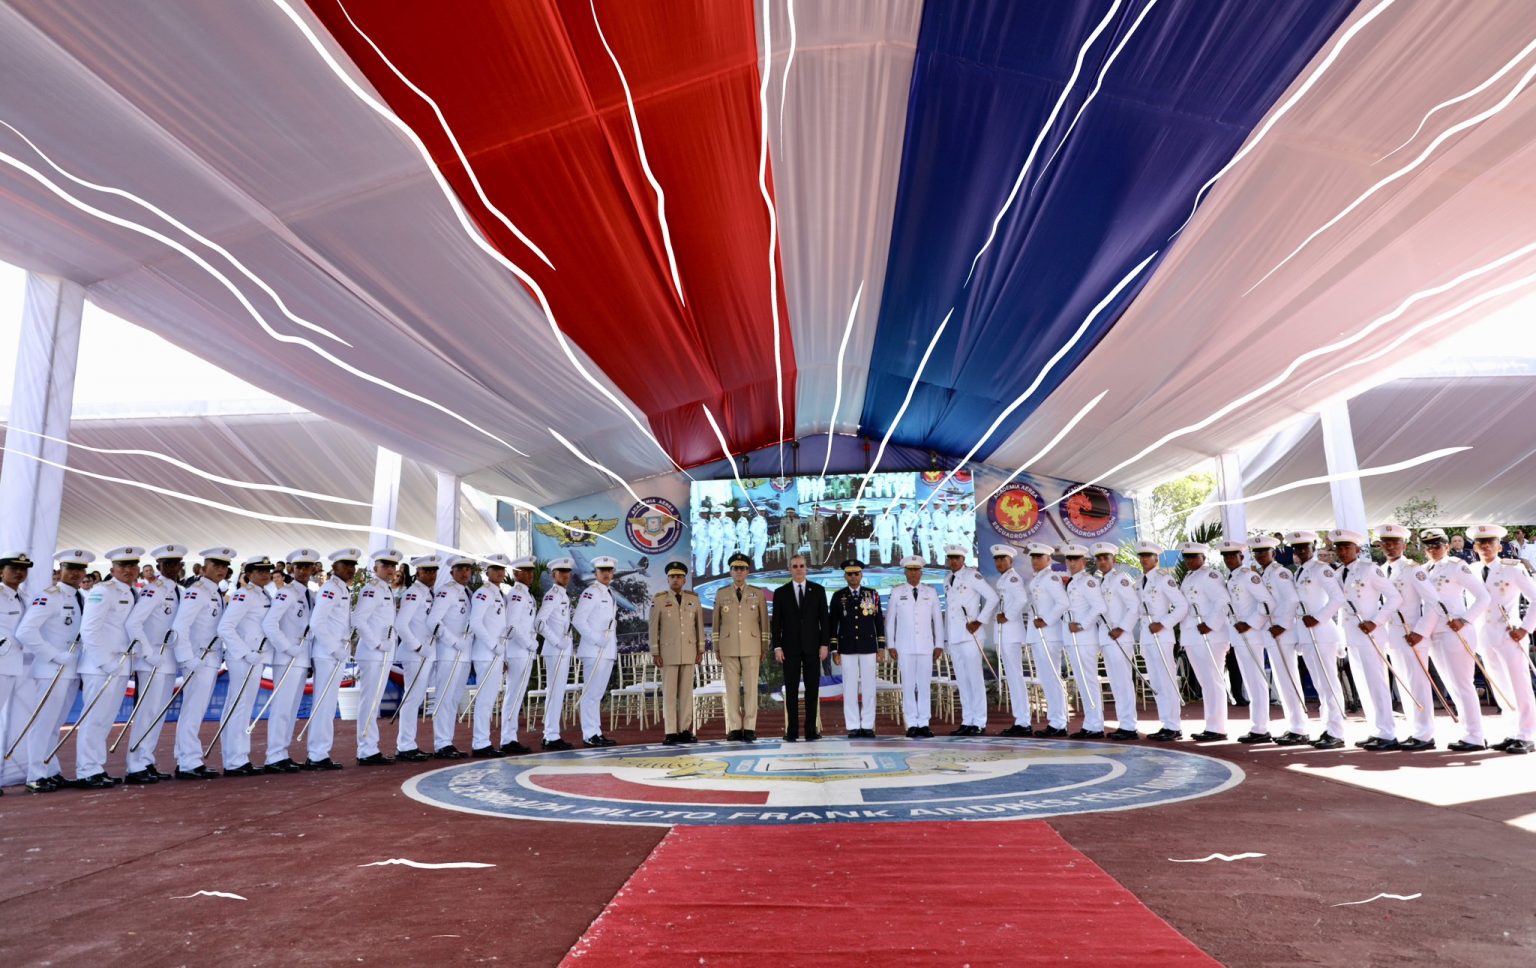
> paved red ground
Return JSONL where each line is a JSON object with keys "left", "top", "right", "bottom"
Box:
{"left": 2, "top": 704, "right": 1534, "bottom": 967}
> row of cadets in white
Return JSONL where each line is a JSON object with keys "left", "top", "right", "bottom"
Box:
{"left": 883, "top": 555, "right": 944, "bottom": 730}
{"left": 572, "top": 557, "right": 620, "bottom": 742}
{"left": 77, "top": 547, "right": 146, "bottom": 779}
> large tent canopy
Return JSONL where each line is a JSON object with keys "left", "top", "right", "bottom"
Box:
{"left": 3, "top": 0, "right": 1536, "bottom": 537}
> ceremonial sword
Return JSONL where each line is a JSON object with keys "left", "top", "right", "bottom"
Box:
{"left": 1140, "top": 599, "right": 1187, "bottom": 705}
{"left": 1061, "top": 609, "right": 1102, "bottom": 720}
{"left": 1435, "top": 600, "right": 1514, "bottom": 709}
{"left": 297, "top": 632, "right": 354, "bottom": 743}
{"left": 46, "top": 638, "right": 140, "bottom": 762}
{"left": 247, "top": 627, "right": 308, "bottom": 735}
{"left": 111, "top": 629, "right": 177, "bottom": 752}
{"left": 4, "top": 634, "right": 81, "bottom": 761}
{"left": 129, "top": 636, "right": 221, "bottom": 753}
{"left": 1093, "top": 613, "right": 1155, "bottom": 692}
{"left": 203, "top": 638, "right": 267, "bottom": 758}
{"left": 1186, "top": 601, "right": 1235, "bottom": 705}
{"left": 1344, "top": 599, "right": 1424, "bottom": 711}
{"left": 1225, "top": 601, "right": 1275, "bottom": 696}
{"left": 1256, "top": 601, "right": 1307, "bottom": 711}
{"left": 1395, "top": 608, "right": 1456, "bottom": 722}
{"left": 1295, "top": 603, "right": 1348, "bottom": 716}
{"left": 390, "top": 623, "right": 439, "bottom": 725}
{"left": 1495, "top": 602, "right": 1536, "bottom": 678}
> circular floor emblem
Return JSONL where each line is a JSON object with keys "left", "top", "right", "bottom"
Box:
{"left": 403, "top": 738, "right": 1242, "bottom": 827}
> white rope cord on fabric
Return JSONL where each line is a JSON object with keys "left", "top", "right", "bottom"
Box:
{"left": 981, "top": 391, "right": 1108, "bottom": 504}
{"left": 757, "top": 0, "right": 787, "bottom": 475}
{"left": 817, "top": 280, "right": 864, "bottom": 486}
{"left": 1376, "top": 35, "right": 1536, "bottom": 165}
{"left": 547, "top": 427, "right": 684, "bottom": 527}
{"left": 702, "top": 404, "right": 758, "bottom": 513}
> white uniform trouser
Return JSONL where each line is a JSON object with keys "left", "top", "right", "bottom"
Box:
{"left": 354, "top": 659, "right": 390, "bottom": 757}
{"left": 947, "top": 638, "right": 987, "bottom": 728}
{"left": 1032, "top": 637, "right": 1069, "bottom": 729}
{"left": 1384, "top": 628, "right": 1434, "bottom": 742}
{"left": 1344, "top": 626, "right": 1395, "bottom": 740}
{"left": 839, "top": 652, "right": 876, "bottom": 730}
{"left": 753, "top": 540, "right": 766, "bottom": 570}
{"left": 1139, "top": 629, "right": 1181, "bottom": 732}
{"left": 895, "top": 649, "right": 932, "bottom": 728}
{"left": 394, "top": 652, "right": 434, "bottom": 752}
{"left": 1097, "top": 635, "right": 1138, "bottom": 731}
{"left": 1266, "top": 636, "right": 1310, "bottom": 736}
{"left": 261, "top": 656, "right": 309, "bottom": 764}
{"left": 470, "top": 654, "right": 505, "bottom": 749}
{"left": 218, "top": 655, "right": 264, "bottom": 769}
{"left": 1061, "top": 631, "right": 1103, "bottom": 731}
{"left": 1479, "top": 624, "right": 1536, "bottom": 742}
{"left": 431, "top": 651, "right": 472, "bottom": 751}
{"left": 855, "top": 538, "right": 871, "bottom": 564}
{"left": 1181, "top": 629, "right": 1229, "bottom": 734}
{"left": 579, "top": 655, "right": 615, "bottom": 739}
{"left": 997, "top": 638, "right": 1030, "bottom": 726}
{"left": 1429, "top": 629, "right": 1484, "bottom": 744}
{"left": 74, "top": 672, "right": 128, "bottom": 777}
{"left": 1293, "top": 628, "right": 1346, "bottom": 737}
{"left": 173, "top": 665, "right": 218, "bottom": 771}
{"left": 26, "top": 674, "right": 78, "bottom": 781}
{"left": 500, "top": 650, "right": 536, "bottom": 745}
{"left": 0, "top": 674, "right": 29, "bottom": 786}
{"left": 543, "top": 648, "right": 574, "bottom": 741}
{"left": 125, "top": 666, "right": 175, "bottom": 772}
{"left": 1228, "top": 630, "right": 1272, "bottom": 735}
{"left": 306, "top": 656, "right": 346, "bottom": 762}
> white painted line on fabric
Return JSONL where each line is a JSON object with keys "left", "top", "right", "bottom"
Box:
{"left": 171, "top": 890, "right": 248, "bottom": 900}
{"left": 359, "top": 859, "right": 496, "bottom": 870}
{"left": 1167, "top": 852, "right": 1266, "bottom": 863}
{"left": 1376, "top": 37, "right": 1536, "bottom": 165}
{"left": 818, "top": 280, "right": 865, "bottom": 486}
{"left": 1331, "top": 892, "right": 1421, "bottom": 907}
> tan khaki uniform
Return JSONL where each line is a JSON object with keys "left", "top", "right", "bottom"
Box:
{"left": 711, "top": 583, "right": 769, "bottom": 732}
{"left": 648, "top": 589, "right": 703, "bottom": 734}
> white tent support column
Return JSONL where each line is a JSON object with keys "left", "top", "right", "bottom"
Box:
{"left": 1215, "top": 451, "right": 1248, "bottom": 543}
{"left": 0, "top": 273, "right": 84, "bottom": 591}
{"left": 436, "top": 471, "right": 461, "bottom": 552}
{"left": 367, "top": 447, "right": 402, "bottom": 555}
{"left": 1320, "top": 399, "right": 1368, "bottom": 534}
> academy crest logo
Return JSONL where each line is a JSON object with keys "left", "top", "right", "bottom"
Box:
{"left": 989, "top": 482, "right": 1046, "bottom": 540}
{"left": 404, "top": 738, "right": 1242, "bottom": 827}
{"left": 1061, "top": 485, "right": 1119, "bottom": 539}
{"left": 625, "top": 497, "right": 683, "bottom": 553}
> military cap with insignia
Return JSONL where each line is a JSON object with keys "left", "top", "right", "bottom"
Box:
{"left": 664, "top": 560, "right": 689, "bottom": 576}
{"left": 285, "top": 548, "right": 322, "bottom": 565}
{"left": 900, "top": 555, "right": 924, "bottom": 568}
{"left": 410, "top": 554, "right": 442, "bottom": 569}
{"left": 104, "top": 545, "right": 146, "bottom": 564}
{"left": 0, "top": 550, "right": 34, "bottom": 569}
{"left": 547, "top": 557, "right": 575, "bottom": 572}
{"left": 592, "top": 555, "right": 618, "bottom": 569}
{"left": 56, "top": 548, "right": 95, "bottom": 567}
{"left": 728, "top": 553, "right": 752, "bottom": 568}
{"left": 150, "top": 543, "right": 189, "bottom": 561}
{"left": 841, "top": 559, "right": 865, "bottom": 572}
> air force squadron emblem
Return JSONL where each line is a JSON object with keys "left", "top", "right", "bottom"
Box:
{"left": 404, "top": 738, "right": 1242, "bottom": 827}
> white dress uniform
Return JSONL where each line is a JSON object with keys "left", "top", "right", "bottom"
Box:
{"left": 469, "top": 557, "right": 512, "bottom": 752}
{"left": 899, "top": 506, "right": 918, "bottom": 558}
{"left": 214, "top": 566, "right": 273, "bottom": 770}
{"left": 430, "top": 571, "right": 475, "bottom": 753}
{"left": 261, "top": 550, "right": 319, "bottom": 767}
{"left": 392, "top": 559, "right": 438, "bottom": 755}
{"left": 122, "top": 549, "right": 184, "bottom": 776}
{"left": 942, "top": 552, "right": 998, "bottom": 730}
{"left": 1470, "top": 538, "right": 1536, "bottom": 746}
{"left": 871, "top": 513, "right": 894, "bottom": 566}
{"left": 0, "top": 559, "right": 31, "bottom": 789}
{"left": 751, "top": 513, "right": 769, "bottom": 570}
{"left": 1221, "top": 550, "right": 1276, "bottom": 739}
{"left": 736, "top": 517, "right": 753, "bottom": 566}
{"left": 1134, "top": 553, "right": 1189, "bottom": 735}
{"left": 170, "top": 550, "right": 232, "bottom": 773}
{"left": 1251, "top": 553, "right": 1310, "bottom": 740}
{"left": 573, "top": 569, "right": 620, "bottom": 742}
{"left": 991, "top": 551, "right": 1034, "bottom": 731}
{"left": 921, "top": 510, "right": 942, "bottom": 564}
{"left": 306, "top": 551, "right": 359, "bottom": 765}
{"left": 76, "top": 550, "right": 145, "bottom": 779}
{"left": 1026, "top": 548, "right": 1071, "bottom": 732}
{"left": 1091, "top": 552, "right": 1140, "bottom": 735}
{"left": 1422, "top": 545, "right": 1491, "bottom": 747}
{"left": 1289, "top": 542, "right": 1349, "bottom": 740}
{"left": 353, "top": 550, "right": 401, "bottom": 760}
{"left": 500, "top": 563, "right": 540, "bottom": 749}
{"left": 1380, "top": 542, "right": 1439, "bottom": 745}
{"left": 885, "top": 566, "right": 942, "bottom": 730}
{"left": 538, "top": 565, "right": 576, "bottom": 743}
{"left": 1178, "top": 551, "right": 1234, "bottom": 736}
{"left": 1059, "top": 557, "right": 1107, "bottom": 733}
{"left": 692, "top": 515, "right": 709, "bottom": 575}
{"left": 1330, "top": 537, "right": 1404, "bottom": 744}
{"left": 14, "top": 552, "right": 90, "bottom": 783}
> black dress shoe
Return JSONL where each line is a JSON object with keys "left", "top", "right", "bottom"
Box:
{"left": 863, "top": 729, "right": 878, "bottom": 739}
{"left": 1353, "top": 738, "right": 1371, "bottom": 748}
{"left": 501, "top": 741, "right": 532, "bottom": 755}
{"left": 676, "top": 732, "right": 694, "bottom": 744}
{"left": 949, "top": 725, "right": 970, "bottom": 736}
{"left": 1364, "top": 738, "right": 1401, "bottom": 752}
{"left": 1446, "top": 739, "right": 1488, "bottom": 752}
{"left": 1398, "top": 738, "right": 1436, "bottom": 752}
{"left": 25, "top": 778, "right": 58, "bottom": 793}
{"left": 1148, "top": 728, "right": 1181, "bottom": 742}
{"left": 225, "top": 763, "right": 259, "bottom": 777}
{"left": 1273, "top": 731, "right": 1311, "bottom": 746}
{"left": 1037, "top": 726, "right": 1068, "bottom": 738}
{"left": 846, "top": 731, "right": 860, "bottom": 739}
{"left": 147, "top": 764, "right": 173, "bottom": 780}
{"left": 661, "top": 733, "right": 680, "bottom": 746}
{"left": 1190, "top": 731, "right": 1227, "bottom": 742}
{"left": 124, "top": 769, "right": 158, "bottom": 785}
{"left": 726, "top": 730, "right": 743, "bottom": 741}
{"left": 1108, "top": 728, "right": 1139, "bottom": 741}
{"left": 1069, "top": 729, "right": 1105, "bottom": 740}
{"left": 971, "top": 726, "right": 988, "bottom": 736}
{"left": 782, "top": 734, "right": 799, "bottom": 743}
{"left": 1491, "top": 738, "right": 1515, "bottom": 751}
{"left": 1237, "top": 732, "right": 1273, "bottom": 744}
{"left": 471, "top": 746, "right": 506, "bottom": 759}
{"left": 1504, "top": 739, "right": 1532, "bottom": 755}
{"left": 174, "top": 766, "right": 220, "bottom": 780}
{"left": 1310, "top": 733, "right": 1344, "bottom": 750}
{"left": 80, "top": 773, "right": 115, "bottom": 789}
{"left": 742, "top": 731, "right": 756, "bottom": 742}
{"left": 999, "top": 724, "right": 1034, "bottom": 737}
{"left": 395, "top": 748, "right": 431, "bottom": 762}
{"left": 543, "top": 738, "right": 574, "bottom": 751}
{"left": 917, "top": 726, "right": 934, "bottom": 738}
{"left": 584, "top": 736, "right": 606, "bottom": 748}
{"left": 359, "top": 752, "right": 397, "bottom": 765}
{"left": 905, "top": 727, "right": 918, "bottom": 738}
{"left": 432, "top": 746, "right": 466, "bottom": 760}
{"left": 263, "top": 759, "right": 293, "bottom": 774}
{"left": 805, "top": 731, "right": 821, "bottom": 741}
{"left": 302, "top": 758, "right": 344, "bottom": 771}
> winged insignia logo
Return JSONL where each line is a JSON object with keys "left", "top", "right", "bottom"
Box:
{"left": 535, "top": 517, "right": 619, "bottom": 546}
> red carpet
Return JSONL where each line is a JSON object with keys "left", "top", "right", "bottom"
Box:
{"left": 562, "top": 821, "right": 1221, "bottom": 967}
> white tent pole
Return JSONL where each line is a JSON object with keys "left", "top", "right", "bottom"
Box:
{"left": 0, "top": 273, "right": 84, "bottom": 594}
{"left": 1320, "top": 398, "right": 1368, "bottom": 533}
{"left": 1216, "top": 451, "right": 1247, "bottom": 542}
{"left": 367, "top": 446, "right": 402, "bottom": 554}
{"left": 435, "top": 471, "right": 461, "bottom": 551}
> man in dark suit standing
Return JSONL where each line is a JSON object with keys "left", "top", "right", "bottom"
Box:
{"left": 772, "top": 554, "right": 830, "bottom": 741}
